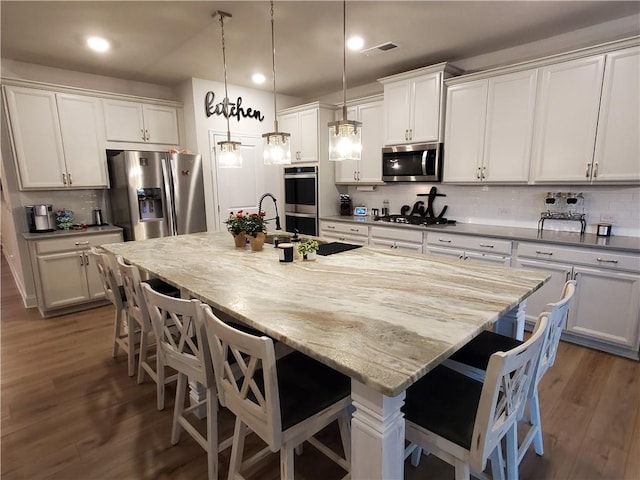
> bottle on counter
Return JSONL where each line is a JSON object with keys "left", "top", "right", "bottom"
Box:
{"left": 382, "top": 199, "right": 390, "bottom": 216}
{"left": 291, "top": 229, "right": 302, "bottom": 260}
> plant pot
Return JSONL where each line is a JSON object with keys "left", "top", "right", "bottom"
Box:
{"left": 303, "top": 251, "right": 317, "bottom": 261}
{"left": 249, "top": 232, "right": 266, "bottom": 251}
{"left": 232, "top": 232, "right": 246, "bottom": 248}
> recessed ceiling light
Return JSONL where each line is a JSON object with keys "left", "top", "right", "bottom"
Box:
{"left": 87, "top": 36, "right": 110, "bottom": 53}
{"left": 252, "top": 73, "right": 266, "bottom": 84}
{"left": 347, "top": 36, "right": 364, "bottom": 51}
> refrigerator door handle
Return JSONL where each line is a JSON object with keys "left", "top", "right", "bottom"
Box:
{"left": 162, "top": 157, "right": 177, "bottom": 236}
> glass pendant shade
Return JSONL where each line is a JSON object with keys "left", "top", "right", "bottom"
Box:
{"left": 263, "top": 132, "right": 291, "bottom": 165}
{"left": 328, "top": 119, "right": 362, "bottom": 161}
{"left": 217, "top": 140, "right": 243, "bottom": 168}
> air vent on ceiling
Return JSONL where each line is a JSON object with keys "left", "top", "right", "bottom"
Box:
{"left": 360, "top": 42, "right": 399, "bottom": 57}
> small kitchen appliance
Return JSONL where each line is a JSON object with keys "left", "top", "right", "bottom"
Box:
{"left": 92, "top": 209, "right": 104, "bottom": 226}
{"left": 538, "top": 192, "right": 585, "bottom": 234}
{"left": 340, "top": 194, "right": 352, "bottom": 216}
{"left": 381, "top": 143, "right": 443, "bottom": 182}
{"left": 596, "top": 223, "right": 612, "bottom": 237}
{"left": 25, "top": 204, "right": 55, "bottom": 233}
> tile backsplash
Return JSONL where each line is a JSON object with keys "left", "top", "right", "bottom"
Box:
{"left": 19, "top": 189, "right": 109, "bottom": 227}
{"left": 347, "top": 184, "right": 640, "bottom": 237}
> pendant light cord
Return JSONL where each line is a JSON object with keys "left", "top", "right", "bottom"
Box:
{"left": 270, "top": 0, "right": 279, "bottom": 132}
{"left": 341, "top": 0, "right": 348, "bottom": 121}
{"left": 218, "top": 12, "right": 232, "bottom": 142}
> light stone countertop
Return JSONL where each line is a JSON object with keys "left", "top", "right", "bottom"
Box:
{"left": 322, "top": 215, "right": 640, "bottom": 253}
{"left": 102, "top": 231, "right": 550, "bottom": 397}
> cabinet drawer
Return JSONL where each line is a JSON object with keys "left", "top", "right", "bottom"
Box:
{"left": 517, "top": 242, "right": 640, "bottom": 272}
{"left": 370, "top": 226, "right": 423, "bottom": 243}
{"left": 36, "top": 233, "right": 123, "bottom": 254}
{"left": 427, "top": 232, "right": 512, "bottom": 255}
{"left": 320, "top": 221, "right": 368, "bottom": 237}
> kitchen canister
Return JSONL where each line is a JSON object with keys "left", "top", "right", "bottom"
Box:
{"left": 278, "top": 243, "right": 294, "bottom": 262}
{"left": 596, "top": 223, "right": 612, "bottom": 237}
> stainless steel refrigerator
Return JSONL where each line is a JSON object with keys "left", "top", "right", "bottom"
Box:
{"left": 107, "top": 150, "right": 206, "bottom": 241}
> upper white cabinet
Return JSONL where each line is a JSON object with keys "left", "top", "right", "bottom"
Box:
{"left": 592, "top": 46, "right": 640, "bottom": 182}
{"left": 531, "top": 56, "right": 605, "bottom": 183}
{"left": 444, "top": 69, "right": 537, "bottom": 183}
{"left": 3, "top": 86, "right": 108, "bottom": 189}
{"left": 334, "top": 99, "right": 384, "bottom": 184}
{"left": 103, "top": 99, "right": 180, "bottom": 145}
{"left": 379, "top": 64, "right": 461, "bottom": 145}
{"left": 278, "top": 103, "right": 333, "bottom": 163}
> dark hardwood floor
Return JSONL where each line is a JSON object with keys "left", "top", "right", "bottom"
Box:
{"left": 2, "top": 252, "right": 639, "bottom": 479}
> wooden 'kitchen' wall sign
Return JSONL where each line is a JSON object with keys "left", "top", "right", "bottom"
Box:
{"left": 204, "top": 91, "right": 265, "bottom": 122}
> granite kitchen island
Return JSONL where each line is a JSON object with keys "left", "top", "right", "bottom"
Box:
{"left": 102, "top": 231, "right": 550, "bottom": 480}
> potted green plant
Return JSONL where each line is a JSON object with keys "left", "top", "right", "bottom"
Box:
{"left": 297, "top": 239, "right": 319, "bottom": 261}
{"left": 244, "top": 212, "right": 267, "bottom": 251}
{"left": 225, "top": 211, "right": 247, "bottom": 247}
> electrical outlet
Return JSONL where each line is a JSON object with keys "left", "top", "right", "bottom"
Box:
{"left": 600, "top": 213, "right": 617, "bottom": 223}
{"left": 497, "top": 207, "right": 512, "bottom": 217}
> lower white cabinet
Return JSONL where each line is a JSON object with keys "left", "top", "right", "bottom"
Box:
{"left": 425, "top": 232, "right": 512, "bottom": 265}
{"left": 516, "top": 242, "right": 640, "bottom": 358}
{"left": 369, "top": 226, "right": 423, "bottom": 253}
{"left": 28, "top": 232, "right": 123, "bottom": 316}
{"left": 319, "top": 221, "right": 368, "bottom": 245}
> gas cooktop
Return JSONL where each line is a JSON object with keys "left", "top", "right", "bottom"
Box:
{"left": 374, "top": 215, "right": 455, "bottom": 226}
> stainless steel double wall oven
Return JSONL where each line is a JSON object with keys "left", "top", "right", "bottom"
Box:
{"left": 284, "top": 166, "right": 318, "bottom": 236}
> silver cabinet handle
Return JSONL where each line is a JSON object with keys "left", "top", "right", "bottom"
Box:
{"left": 68, "top": 173, "right": 73, "bottom": 185}
{"left": 481, "top": 166, "right": 486, "bottom": 180}
{"left": 84, "top": 253, "right": 89, "bottom": 266}
{"left": 586, "top": 162, "right": 591, "bottom": 178}
{"left": 597, "top": 257, "right": 618, "bottom": 264}
{"left": 593, "top": 162, "right": 598, "bottom": 178}
{"left": 409, "top": 128, "right": 412, "bottom": 140}
{"left": 145, "top": 129, "right": 150, "bottom": 141}
{"left": 438, "top": 239, "right": 451, "bottom": 243}
{"left": 479, "top": 243, "right": 494, "bottom": 248}
{"left": 75, "top": 241, "right": 90, "bottom": 245}
{"left": 79, "top": 254, "right": 84, "bottom": 266}
{"left": 353, "top": 172, "right": 357, "bottom": 181}
{"left": 141, "top": 129, "right": 146, "bottom": 141}
{"left": 327, "top": 225, "right": 336, "bottom": 229}
{"left": 349, "top": 228, "right": 359, "bottom": 232}
{"left": 535, "top": 250, "right": 553, "bottom": 256}
{"left": 62, "top": 173, "right": 67, "bottom": 185}
{"left": 476, "top": 167, "right": 481, "bottom": 179}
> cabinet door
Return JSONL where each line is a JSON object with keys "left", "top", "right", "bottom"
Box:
{"left": 411, "top": 73, "right": 441, "bottom": 143}
{"left": 483, "top": 69, "right": 537, "bottom": 182}
{"left": 370, "top": 238, "right": 423, "bottom": 253}
{"left": 4, "top": 86, "right": 66, "bottom": 188}
{"left": 443, "top": 80, "right": 488, "bottom": 182}
{"left": 56, "top": 93, "right": 108, "bottom": 187}
{"left": 38, "top": 251, "right": 89, "bottom": 309}
{"left": 84, "top": 251, "right": 107, "bottom": 301}
{"left": 143, "top": 104, "right": 180, "bottom": 145}
{"left": 334, "top": 106, "right": 359, "bottom": 182}
{"left": 383, "top": 81, "right": 411, "bottom": 145}
{"left": 568, "top": 267, "right": 640, "bottom": 349}
{"left": 531, "top": 55, "right": 605, "bottom": 182}
{"left": 516, "top": 258, "right": 573, "bottom": 323}
{"left": 298, "top": 109, "right": 318, "bottom": 163}
{"left": 593, "top": 46, "right": 640, "bottom": 182}
{"left": 103, "top": 99, "right": 145, "bottom": 142}
{"left": 358, "top": 101, "right": 384, "bottom": 183}
{"left": 278, "top": 112, "right": 300, "bottom": 161}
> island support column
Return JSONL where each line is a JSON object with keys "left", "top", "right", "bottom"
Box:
{"left": 351, "top": 379, "right": 406, "bottom": 480}
{"left": 493, "top": 301, "right": 527, "bottom": 340}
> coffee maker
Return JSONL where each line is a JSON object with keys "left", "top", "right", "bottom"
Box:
{"left": 25, "top": 204, "right": 55, "bottom": 233}
{"left": 340, "top": 194, "right": 352, "bottom": 216}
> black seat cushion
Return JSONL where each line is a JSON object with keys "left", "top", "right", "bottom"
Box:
{"left": 449, "top": 330, "right": 522, "bottom": 371}
{"left": 403, "top": 365, "right": 483, "bottom": 450}
{"left": 143, "top": 278, "right": 181, "bottom": 297}
{"left": 241, "top": 351, "right": 350, "bottom": 432}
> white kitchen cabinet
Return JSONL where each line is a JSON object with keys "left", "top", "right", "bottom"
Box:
{"left": 319, "top": 221, "right": 368, "bottom": 245}
{"left": 443, "top": 69, "right": 537, "bottom": 183}
{"left": 28, "top": 231, "right": 123, "bottom": 316}
{"left": 369, "top": 226, "right": 423, "bottom": 253}
{"left": 3, "top": 86, "right": 108, "bottom": 189}
{"left": 426, "top": 232, "right": 512, "bottom": 265}
{"left": 516, "top": 242, "right": 640, "bottom": 358}
{"left": 592, "top": 46, "right": 640, "bottom": 182}
{"left": 103, "top": 99, "right": 180, "bottom": 145}
{"left": 531, "top": 55, "right": 605, "bottom": 183}
{"left": 278, "top": 104, "right": 334, "bottom": 163}
{"left": 334, "top": 100, "right": 384, "bottom": 184}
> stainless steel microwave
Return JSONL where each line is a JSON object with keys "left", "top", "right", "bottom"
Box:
{"left": 381, "top": 143, "right": 442, "bottom": 182}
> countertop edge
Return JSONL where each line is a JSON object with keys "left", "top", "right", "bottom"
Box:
{"left": 23, "top": 225, "right": 124, "bottom": 240}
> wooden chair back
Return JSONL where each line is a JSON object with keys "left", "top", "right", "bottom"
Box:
{"left": 89, "top": 247, "right": 121, "bottom": 309}
{"left": 141, "top": 283, "right": 212, "bottom": 386}
{"left": 199, "top": 304, "right": 282, "bottom": 451}
{"left": 470, "top": 313, "right": 549, "bottom": 473}
{"left": 117, "top": 256, "right": 150, "bottom": 332}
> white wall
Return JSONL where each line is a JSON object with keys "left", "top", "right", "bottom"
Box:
{"left": 178, "top": 77, "right": 302, "bottom": 231}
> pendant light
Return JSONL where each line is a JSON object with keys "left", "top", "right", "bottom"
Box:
{"left": 328, "top": 0, "right": 362, "bottom": 162}
{"left": 214, "top": 11, "right": 243, "bottom": 168}
{"left": 262, "top": 0, "right": 291, "bottom": 165}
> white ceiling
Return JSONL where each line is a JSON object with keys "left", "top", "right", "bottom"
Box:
{"left": 2, "top": 1, "right": 639, "bottom": 99}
